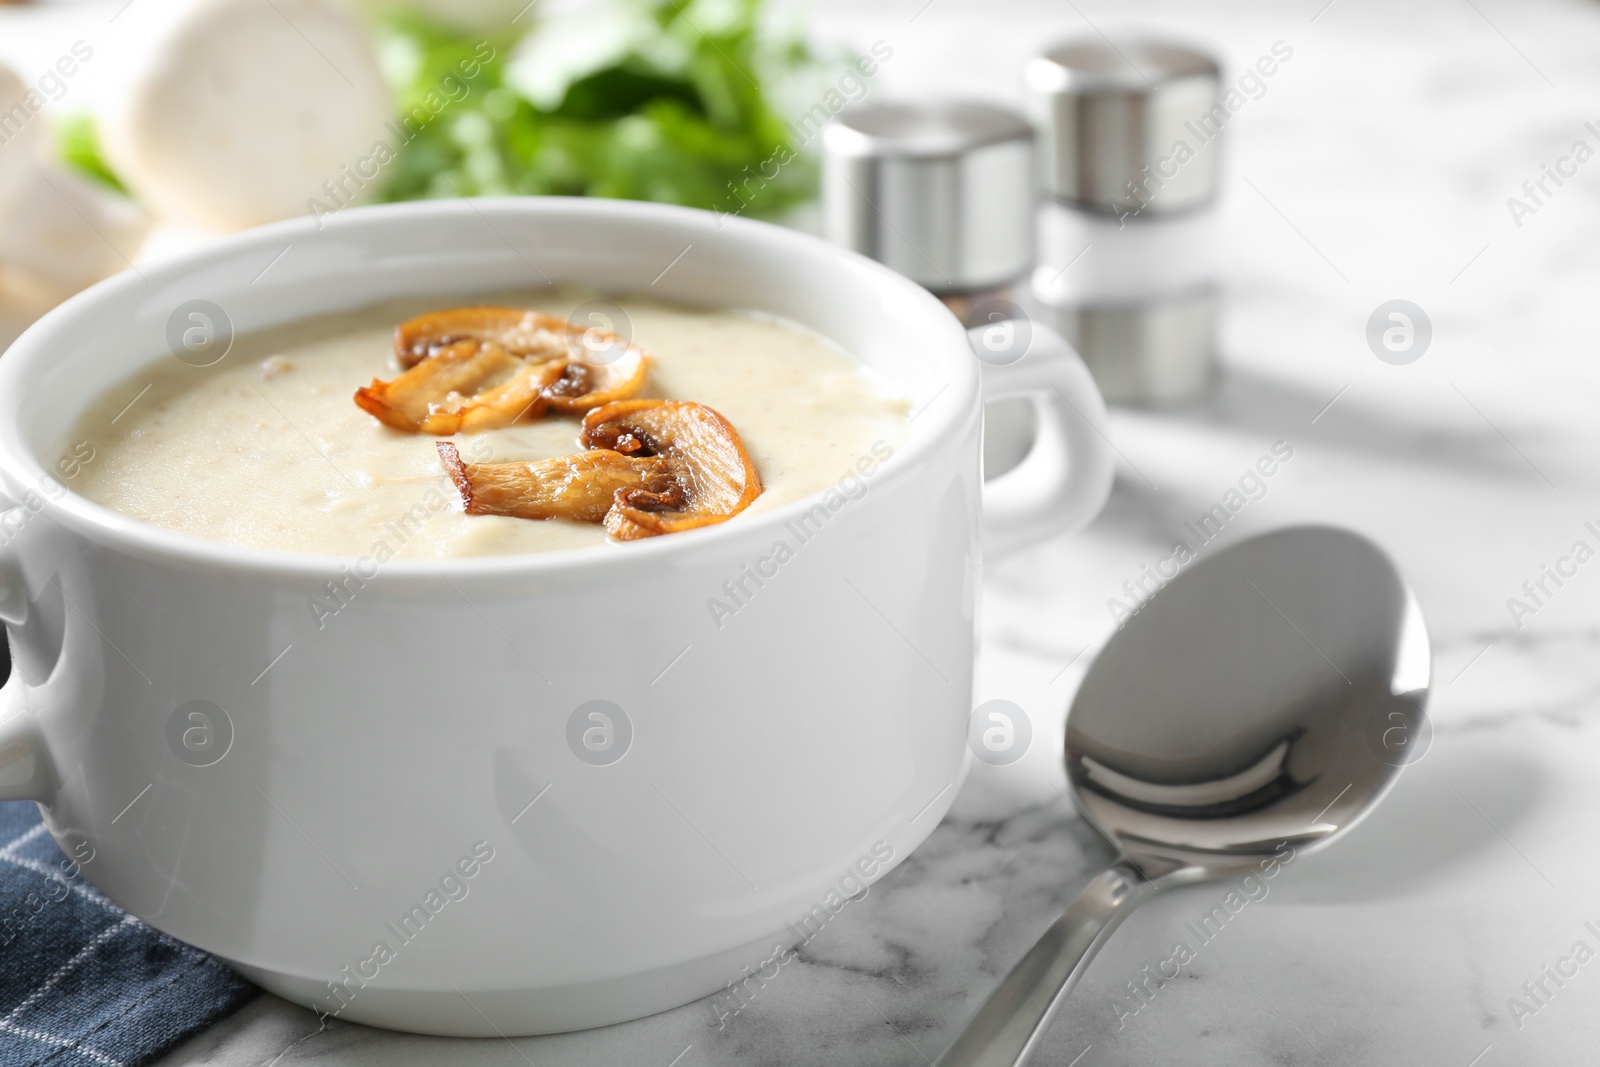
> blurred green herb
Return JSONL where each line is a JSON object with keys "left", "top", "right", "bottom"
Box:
{"left": 54, "top": 114, "right": 128, "bottom": 195}
{"left": 374, "top": 0, "right": 818, "bottom": 218}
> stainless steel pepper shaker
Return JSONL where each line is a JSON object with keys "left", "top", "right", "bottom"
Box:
{"left": 822, "top": 101, "right": 1038, "bottom": 474}
{"left": 1025, "top": 38, "right": 1222, "bottom": 406}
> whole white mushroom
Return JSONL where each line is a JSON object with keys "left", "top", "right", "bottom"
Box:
{"left": 0, "top": 164, "right": 150, "bottom": 294}
{"left": 0, "top": 60, "right": 150, "bottom": 299}
{"left": 0, "top": 62, "right": 49, "bottom": 217}
{"left": 97, "top": 0, "right": 395, "bottom": 231}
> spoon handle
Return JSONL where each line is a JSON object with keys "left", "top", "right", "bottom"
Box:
{"left": 933, "top": 862, "right": 1159, "bottom": 1067}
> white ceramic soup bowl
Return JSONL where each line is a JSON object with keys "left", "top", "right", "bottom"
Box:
{"left": 0, "top": 197, "right": 1112, "bottom": 1035}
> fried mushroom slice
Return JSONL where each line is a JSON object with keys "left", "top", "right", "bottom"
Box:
{"left": 354, "top": 341, "right": 568, "bottom": 435}
{"left": 580, "top": 400, "right": 763, "bottom": 540}
{"left": 395, "top": 307, "right": 575, "bottom": 366}
{"left": 437, "top": 442, "right": 673, "bottom": 523}
{"left": 538, "top": 349, "right": 648, "bottom": 414}
{"left": 387, "top": 305, "right": 649, "bottom": 415}
{"left": 437, "top": 400, "right": 763, "bottom": 540}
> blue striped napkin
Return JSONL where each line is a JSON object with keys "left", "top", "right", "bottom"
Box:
{"left": 0, "top": 800, "right": 257, "bottom": 1067}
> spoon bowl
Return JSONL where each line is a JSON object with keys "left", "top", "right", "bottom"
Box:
{"left": 936, "top": 525, "right": 1430, "bottom": 1067}
{"left": 1071, "top": 524, "right": 1430, "bottom": 878}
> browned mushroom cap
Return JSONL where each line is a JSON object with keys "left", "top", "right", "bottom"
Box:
{"left": 398, "top": 306, "right": 648, "bottom": 410}
{"left": 437, "top": 399, "right": 763, "bottom": 540}
{"left": 356, "top": 307, "right": 650, "bottom": 434}
{"left": 395, "top": 307, "right": 578, "bottom": 367}
{"left": 354, "top": 341, "right": 566, "bottom": 435}
{"left": 437, "top": 441, "right": 672, "bottom": 523}
{"left": 580, "top": 400, "right": 763, "bottom": 540}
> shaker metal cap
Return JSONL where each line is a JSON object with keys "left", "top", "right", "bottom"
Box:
{"left": 1026, "top": 38, "right": 1221, "bottom": 215}
{"left": 822, "top": 101, "right": 1034, "bottom": 294}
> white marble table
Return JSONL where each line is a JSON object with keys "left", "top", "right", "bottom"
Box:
{"left": 13, "top": 0, "right": 1600, "bottom": 1063}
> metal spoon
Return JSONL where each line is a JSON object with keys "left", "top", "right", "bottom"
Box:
{"left": 935, "top": 525, "right": 1431, "bottom": 1067}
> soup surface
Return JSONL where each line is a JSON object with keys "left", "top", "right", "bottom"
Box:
{"left": 68, "top": 291, "right": 908, "bottom": 558}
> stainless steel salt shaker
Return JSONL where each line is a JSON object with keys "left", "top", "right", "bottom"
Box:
{"left": 822, "top": 101, "right": 1037, "bottom": 474}
{"left": 1026, "top": 38, "right": 1222, "bottom": 406}
{"left": 822, "top": 101, "right": 1034, "bottom": 305}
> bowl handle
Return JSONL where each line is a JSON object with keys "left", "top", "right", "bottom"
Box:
{"left": 974, "top": 324, "right": 1116, "bottom": 557}
{"left": 0, "top": 509, "right": 57, "bottom": 804}
{"left": 0, "top": 683, "right": 53, "bottom": 804}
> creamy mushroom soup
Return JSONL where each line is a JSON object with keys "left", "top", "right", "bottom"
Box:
{"left": 66, "top": 292, "right": 909, "bottom": 558}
